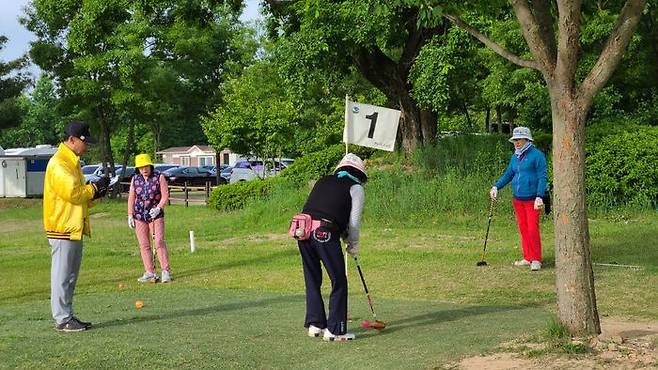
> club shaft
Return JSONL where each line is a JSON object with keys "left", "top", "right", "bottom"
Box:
{"left": 355, "top": 258, "right": 377, "bottom": 318}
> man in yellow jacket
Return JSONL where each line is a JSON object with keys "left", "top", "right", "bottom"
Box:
{"left": 43, "top": 121, "right": 109, "bottom": 332}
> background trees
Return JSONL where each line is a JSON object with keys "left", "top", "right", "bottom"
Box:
{"left": 0, "top": 35, "right": 30, "bottom": 132}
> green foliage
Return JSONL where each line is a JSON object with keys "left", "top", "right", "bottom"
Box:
{"left": 203, "top": 60, "right": 297, "bottom": 159}
{"left": 586, "top": 126, "right": 658, "bottom": 209}
{"left": 208, "top": 177, "right": 283, "bottom": 212}
{"left": 413, "top": 134, "right": 511, "bottom": 177}
{"left": 279, "top": 144, "right": 346, "bottom": 184}
{"left": 0, "top": 77, "right": 62, "bottom": 148}
{"left": 0, "top": 35, "right": 30, "bottom": 131}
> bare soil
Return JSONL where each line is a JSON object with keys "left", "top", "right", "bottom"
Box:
{"left": 447, "top": 317, "right": 658, "bottom": 369}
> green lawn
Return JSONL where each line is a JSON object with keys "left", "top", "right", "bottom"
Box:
{"left": 0, "top": 198, "right": 656, "bottom": 368}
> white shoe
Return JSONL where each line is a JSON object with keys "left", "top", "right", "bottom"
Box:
{"left": 323, "top": 330, "right": 355, "bottom": 342}
{"left": 514, "top": 259, "right": 531, "bottom": 266}
{"left": 530, "top": 261, "right": 542, "bottom": 271}
{"left": 137, "top": 272, "right": 158, "bottom": 283}
{"left": 161, "top": 270, "right": 172, "bottom": 283}
{"left": 307, "top": 325, "right": 324, "bottom": 337}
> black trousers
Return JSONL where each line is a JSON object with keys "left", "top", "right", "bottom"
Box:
{"left": 298, "top": 227, "right": 347, "bottom": 335}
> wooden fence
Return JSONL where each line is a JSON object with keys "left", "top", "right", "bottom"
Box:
{"left": 118, "top": 181, "right": 215, "bottom": 206}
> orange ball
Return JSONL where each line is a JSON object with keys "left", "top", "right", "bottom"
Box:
{"left": 135, "top": 300, "right": 144, "bottom": 309}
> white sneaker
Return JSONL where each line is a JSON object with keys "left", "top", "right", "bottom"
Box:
{"left": 307, "top": 325, "right": 324, "bottom": 337}
{"left": 530, "top": 261, "right": 542, "bottom": 271}
{"left": 514, "top": 259, "right": 531, "bottom": 266}
{"left": 323, "top": 330, "right": 355, "bottom": 342}
{"left": 161, "top": 270, "right": 172, "bottom": 283}
{"left": 137, "top": 272, "right": 158, "bottom": 283}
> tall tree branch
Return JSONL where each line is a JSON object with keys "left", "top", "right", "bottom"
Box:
{"left": 554, "top": 0, "right": 582, "bottom": 89}
{"left": 532, "top": 0, "right": 557, "bottom": 66}
{"left": 443, "top": 13, "right": 539, "bottom": 70}
{"left": 578, "top": 0, "right": 646, "bottom": 106}
{"left": 510, "top": 0, "right": 554, "bottom": 76}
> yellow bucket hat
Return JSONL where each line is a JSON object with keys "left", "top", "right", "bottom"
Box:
{"left": 134, "top": 153, "right": 154, "bottom": 168}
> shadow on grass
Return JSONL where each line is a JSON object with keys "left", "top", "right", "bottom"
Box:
{"left": 93, "top": 293, "right": 302, "bottom": 329}
{"left": 356, "top": 303, "right": 533, "bottom": 339}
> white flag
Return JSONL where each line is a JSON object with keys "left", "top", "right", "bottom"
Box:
{"left": 343, "top": 96, "right": 400, "bottom": 152}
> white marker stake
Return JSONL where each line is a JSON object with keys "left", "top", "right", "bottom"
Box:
{"left": 189, "top": 230, "right": 196, "bottom": 253}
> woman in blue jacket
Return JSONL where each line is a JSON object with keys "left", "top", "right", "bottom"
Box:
{"left": 489, "top": 127, "right": 547, "bottom": 271}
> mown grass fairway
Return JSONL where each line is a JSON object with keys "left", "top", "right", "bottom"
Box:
{"left": 1, "top": 198, "right": 656, "bottom": 368}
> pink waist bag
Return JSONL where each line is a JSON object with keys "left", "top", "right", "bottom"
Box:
{"left": 289, "top": 213, "right": 321, "bottom": 240}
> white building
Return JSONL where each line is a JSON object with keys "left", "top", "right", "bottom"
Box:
{"left": 0, "top": 145, "right": 57, "bottom": 198}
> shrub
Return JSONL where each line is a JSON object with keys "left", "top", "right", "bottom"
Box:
{"left": 281, "top": 144, "right": 373, "bottom": 185}
{"left": 208, "top": 144, "right": 373, "bottom": 212}
{"left": 208, "top": 177, "right": 284, "bottom": 211}
{"left": 586, "top": 126, "right": 658, "bottom": 208}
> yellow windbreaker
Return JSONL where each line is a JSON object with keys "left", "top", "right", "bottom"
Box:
{"left": 43, "top": 143, "right": 97, "bottom": 240}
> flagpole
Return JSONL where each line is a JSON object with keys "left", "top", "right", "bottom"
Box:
{"left": 343, "top": 95, "right": 350, "bottom": 280}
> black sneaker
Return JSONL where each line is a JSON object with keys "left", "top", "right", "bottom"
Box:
{"left": 55, "top": 318, "right": 87, "bottom": 332}
{"left": 72, "top": 316, "right": 92, "bottom": 329}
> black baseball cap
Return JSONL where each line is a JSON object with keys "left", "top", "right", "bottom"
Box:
{"left": 64, "top": 121, "right": 97, "bottom": 144}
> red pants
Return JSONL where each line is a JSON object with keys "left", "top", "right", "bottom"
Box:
{"left": 512, "top": 198, "right": 542, "bottom": 262}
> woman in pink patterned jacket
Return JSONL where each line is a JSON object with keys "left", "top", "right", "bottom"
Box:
{"left": 127, "top": 153, "right": 172, "bottom": 283}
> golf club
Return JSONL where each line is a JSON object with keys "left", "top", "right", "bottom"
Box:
{"left": 353, "top": 257, "right": 386, "bottom": 330}
{"left": 477, "top": 197, "right": 495, "bottom": 267}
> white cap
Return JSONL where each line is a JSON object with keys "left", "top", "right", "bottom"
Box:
{"left": 335, "top": 153, "right": 367, "bottom": 177}
{"left": 509, "top": 127, "right": 533, "bottom": 142}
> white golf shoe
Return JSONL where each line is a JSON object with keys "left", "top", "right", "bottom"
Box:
{"left": 307, "top": 325, "right": 324, "bottom": 337}
{"left": 161, "top": 270, "right": 172, "bottom": 283}
{"left": 513, "top": 259, "right": 531, "bottom": 266}
{"left": 530, "top": 261, "right": 542, "bottom": 271}
{"left": 323, "top": 330, "right": 355, "bottom": 342}
{"left": 137, "top": 271, "right": 158, "bottom": 283}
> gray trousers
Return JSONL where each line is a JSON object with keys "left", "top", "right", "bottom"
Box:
{"left": 49, "top": 238, "right": 83, "bottom": 325}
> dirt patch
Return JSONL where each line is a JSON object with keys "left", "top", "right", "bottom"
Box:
{"left": 450, "top": 317, "right": 658, "bottom": 369}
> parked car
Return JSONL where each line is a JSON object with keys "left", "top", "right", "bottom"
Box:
{"left": 109, "top": 166, "right": 135, "bottom": 192}
{"left": 162, "top": 166, "right": 216, "bottom": 186}
{"left": 220, "top": 165, "right": 232, "bottom": 183}
{"left": 202, "top": 165, "right": 230, "bottom": 185}
{"left": 229, "top": 159, "right": 291, "bottom": 183}
{"left": 85, "top": 163, "right": 122, "bottom": 184}
{"left": 154, "top": 163, "right": 180, "bottom": 173}
{"left": 82, "top": 164, "right": 100, "bottom": 183}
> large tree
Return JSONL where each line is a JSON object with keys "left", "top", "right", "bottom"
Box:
{"left": 264, "top": 0, "right": 443, "bottom": 152}
{"left": 434, "top": 0, "right": 646, "bottom": 335}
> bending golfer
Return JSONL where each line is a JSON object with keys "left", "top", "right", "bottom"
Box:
{"left": 297, "top": 153, "right": 366, "bottom": 341}
{"left": 127, "top": 154, "right": 172, "bottom": 283}
{"left": 44, "top": 121, "right": 110, "bottom": 332}
{"left": 490, "top": 127, "right": 548, "bottom": 271}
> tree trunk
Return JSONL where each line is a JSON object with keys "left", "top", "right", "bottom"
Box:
{"left": 495, "top": 105, "right": 503, "bottom": 133}
{"left": 550, "top": 91, "right": 601, "bottom": 336}
{"left": 485, "top": 107, "right": 491, "bottom": 132}
{"left": 111, "top": 120, "right": 135, "bottom": 198}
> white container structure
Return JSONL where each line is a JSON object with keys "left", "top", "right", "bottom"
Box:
{"left": 0, "top": 145, "right": 57, "bottom": 198}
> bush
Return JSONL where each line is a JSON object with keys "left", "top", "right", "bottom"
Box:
{"left": 586, "top": 126, "right": 658, "bottom": 208}
{"left": 208, "top": 177, "right": 283, "bottom": 211}
{"left": 208, "top": 144, "right": 373, "bottom": 212}
{"left": 281, "top": 144, "right": 373, "bottom": 185}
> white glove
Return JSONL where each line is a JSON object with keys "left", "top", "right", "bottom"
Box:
{"left": 534, "top": 197, "right": 544, "bottom": 210}
{"left": 489, "top": 186, "right": 498, "bottom": 200}
{"left": 148, "top": 207, "right": 161, "bottom": 219}
{"left": 128, "top": 216, "right": 135, "bottom": 229}
{"left": 346, "top": 241, "right": 359, "bottom": 258}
